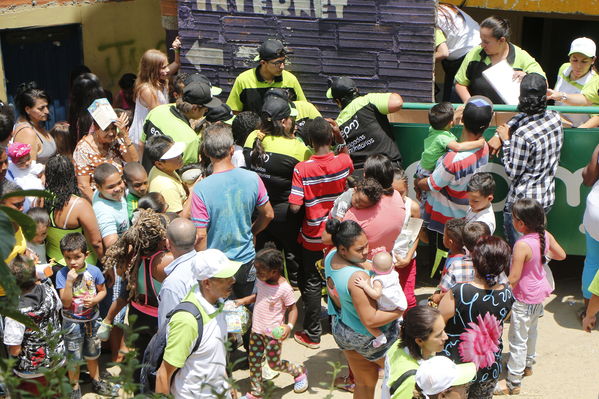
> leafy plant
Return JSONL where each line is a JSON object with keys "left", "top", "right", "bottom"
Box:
{"left": 0, "top": 189, "right": 53, "bottom": 328}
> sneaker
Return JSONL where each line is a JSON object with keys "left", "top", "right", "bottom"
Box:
{"left": 70, "top": 386, "right": 81, "bottom": 399}
{"left": 92, "top": 379, "right": 114, "bottom": 396}
{"left": 293, "top": 373, "right": 308, "bottom": 393}
{"left": 294, "top": 331, "right": 320, "bottom": 349}
{"left": 262, "top": 361, "right": 279, "bottom": 380}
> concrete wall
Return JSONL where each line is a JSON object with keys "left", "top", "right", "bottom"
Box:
{"left": 0, "top": 0, "right": 164, "bottom": 100}
{"left": 178, "top": 0, "right": 436, "bottom": 116}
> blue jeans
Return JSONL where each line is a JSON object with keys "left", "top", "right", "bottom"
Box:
{"left": 64, "top": 319, "right": 101, "bottom": 361}
{"left": 503, "top": 211, "right": 522, "bottom": 248}
{"left": 583, "top": 231, "right": 599, "bottom": 299}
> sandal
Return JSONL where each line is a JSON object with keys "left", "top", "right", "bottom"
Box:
{"left": 334, "top": 375, "right": 355, "bottom": 393}
{"left": 493, "top": 380, "right": 521, "bottom": 395}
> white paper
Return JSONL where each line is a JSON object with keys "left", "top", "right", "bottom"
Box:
{"left": 87, "top": 98, "right": 117, "bottom": 130}
{"left": 482, "top": 60, "right": 520, "bottom": 105}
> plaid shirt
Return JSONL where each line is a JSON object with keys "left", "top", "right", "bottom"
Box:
{"left": 502, "top": 109, "right": 563, "bottom": 212}
{"left": 438, "top": 255, "right": 508, "bottom": 292}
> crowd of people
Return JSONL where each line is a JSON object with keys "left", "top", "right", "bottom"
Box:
{"left": 0, "top": 8, "right": 599, "bottom": 399}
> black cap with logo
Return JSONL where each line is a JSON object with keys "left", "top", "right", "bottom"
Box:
{"left": 254, "top": 39, "right": 291, "bottom": 61}
{"left": 182, "top": 82, "right": 222, "bottom": 109}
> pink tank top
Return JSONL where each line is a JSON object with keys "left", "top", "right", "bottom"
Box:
{"left": 512, "top": 232, "right": 552, "bottom": 304}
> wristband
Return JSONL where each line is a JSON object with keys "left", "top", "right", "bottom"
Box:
{"left": 286, "top": 323, "right": 294, "bottom": 330}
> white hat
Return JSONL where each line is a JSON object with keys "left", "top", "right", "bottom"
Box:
{"left": 192, "top": 249, "right": 242, "bottom": 281}
{"left": 160, "top": 142, "right": 186, "bottom": 160}
{"left": 569, "top": 37, "right": 596, "bottom": 58}
{"left": 416, "top": 356, "right": 476, "bottom": 397}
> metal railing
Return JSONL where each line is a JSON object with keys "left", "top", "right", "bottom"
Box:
{"left": 401, "top": 102, "right": 599, "bottom": 114}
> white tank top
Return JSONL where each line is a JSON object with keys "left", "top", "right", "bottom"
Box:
{"left": 392, "top": 196, "right": 417, "bottom": 260}
{"left": 129, "top": 86, "right": 168, "bottom": 144}
{"left": 554, "top": 63, "right": 595, "bottom": 127}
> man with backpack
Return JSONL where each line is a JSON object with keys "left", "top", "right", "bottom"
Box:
{"left": 154, "top": 249, "right": 241, "bottom": 398}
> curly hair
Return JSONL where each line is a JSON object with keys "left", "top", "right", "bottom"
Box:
{"left": 102, "top": 209, "right": 166, "bottom": 300}
{"left": 44, "top": 154, "right": 81, "bottom": 213}
{"left": 518, "top": 95, "right": 547, "bottom": 115}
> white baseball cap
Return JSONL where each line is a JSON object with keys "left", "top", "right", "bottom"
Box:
{"left": 569, "top": 37, "right": 596, "bottom": 58}
{"left": 160, "top": 142, "right": 185, "bottom": 160}
{"left": 416, "top": 356, "right": 476, "bottom": 397}
{"left": 192, "top": 249, "right": 242, "bottom": 281}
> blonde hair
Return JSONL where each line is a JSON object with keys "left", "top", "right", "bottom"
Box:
{"left": 134, "top": 49, "right": 168, "bottom": 100}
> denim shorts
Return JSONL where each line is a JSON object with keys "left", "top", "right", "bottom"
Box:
{"left": 64, "top": 319, "right": 101, "bottom": 361}
{"left": 331, "top": 316, "right": 399, "bottom": 361}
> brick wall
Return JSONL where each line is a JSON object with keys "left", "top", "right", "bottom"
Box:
{"left": 178, "top": 0, "right": 435, "bottom": 116}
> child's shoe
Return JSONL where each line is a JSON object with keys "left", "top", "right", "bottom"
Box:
{"left": 294, "top": 331, "right": 320, "bottom": 349}
{"left": 523, "top": 367, "right": 533, "bottom": 377}
{"left": 293, "top": 373, "right": 309, "bottom": 393}
{"left": 70, "top": 386, "right": 81, "bottom": 399}
{"left": 92, "top": 379, "right": 114, "bottom": 396}
{"left": 262, "top": 361, "right": 279, "bottom": 380}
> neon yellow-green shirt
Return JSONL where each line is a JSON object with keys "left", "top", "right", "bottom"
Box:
{"left": 226, "top": 67, "right": 306, "bottom": 113}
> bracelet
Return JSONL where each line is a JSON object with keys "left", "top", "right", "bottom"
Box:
{"left": 286, "top": 323, "right": 294, "bottom": 330}
{"left": 559, "top": 92, "right": 568, "bottom": 102}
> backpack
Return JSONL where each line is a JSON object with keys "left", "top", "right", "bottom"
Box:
{"left": 139, "top": 301, "right": 208, "bottom": 394}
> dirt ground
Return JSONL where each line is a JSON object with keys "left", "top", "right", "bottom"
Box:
{"left": 82, "top": 256, "right": 599, "bottom": 398}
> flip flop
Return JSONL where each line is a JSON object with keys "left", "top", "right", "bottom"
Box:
{"left": 334, "top": 376, "right": 355, "bottom": 393}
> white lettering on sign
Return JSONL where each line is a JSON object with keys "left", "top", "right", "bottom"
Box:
{"left": 405, "top": 160, "right": 586, "bottom": 214}
{"left": 195, "top": 0, "right": 347, "bottom": 19}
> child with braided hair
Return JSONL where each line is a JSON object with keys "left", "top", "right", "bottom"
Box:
{"left": 97, "top": 209, "right": 173, "bottom": 381}
{"left": 503, "top": 198, "right": 566, "bottom": 394}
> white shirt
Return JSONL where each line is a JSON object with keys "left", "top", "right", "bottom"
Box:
{"left": 554, "top": 63, "right": 596, "bottom": 127}
{"left": 168, "top": 286, "right": 230, "bottom": 399}
{"left": 437, "top": 5, "right": 480, "bottom": 61}
{"left": 129, "top": 87, "right": 168, "bottom": 145}
{"left": 232, "top": 144, "right": 246, "bottom": 168}
{"left": 158, "top": 250, "right": 197, "bottom": 328}
{"left": 584, "top": 178, "right": 599, "bottom": 241}
{"left": 373, "top": 270, "right": 407, "bottom": 312}
{"left": 465, "top": 204, "right": 496, "bottom": 234}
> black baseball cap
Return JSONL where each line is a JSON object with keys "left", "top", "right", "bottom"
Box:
{"left": 264, "top": 88, "right": 291, "bottom": 101}
{"left": 326, "top": 77, "right": 358, "bottom": 100}
{"left": 519, "top": 73, "right": 547, "bottom": 98}
{"left": 254, "top": 39, "right": 291, "bottom": 61}
{"left": 182, "top": 82, "right": 222, "bottom": 109}
{"left": 463, "top": 95, "right": 493, "bottom": 133}
{"left": 183, "top": 73, "right": 222, "bottom": 96}
{"left": 261, "top": 96, "right": 298, "bottom": 121}
{"left": 205, "top": 103, "right": 234, "bottom": 124}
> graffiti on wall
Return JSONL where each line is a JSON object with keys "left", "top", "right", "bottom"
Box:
{"left": 97, "top": 39, "right": 165, "bottom": 90}
{"left": 194, "top": 0, "right": 348, "bottom": 18}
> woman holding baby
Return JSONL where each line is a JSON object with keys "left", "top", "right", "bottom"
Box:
{"left": 324, "top": 218, "right": 404, "bottom": 399}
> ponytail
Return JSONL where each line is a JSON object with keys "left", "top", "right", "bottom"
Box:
{"left": 536, "top": 225, "right": 547, "bottom": 264}
{"left": 512, "top": 198, "right": 547, "bottom": 263}
{"left": 325, "top": 219, "right": 363, "bottom": 249}
{"left": 250, "top": 134, "right": 266, "bottom": 168}
{"left": 250, "top": 113, "right": 292, "bottom": 168}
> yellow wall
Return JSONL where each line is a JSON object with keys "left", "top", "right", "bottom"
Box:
{"left": 0, "top": 0, "right": 164, "bottom": 100}
{"left": 445, "top": 0, "right": 599, "bottom": 16}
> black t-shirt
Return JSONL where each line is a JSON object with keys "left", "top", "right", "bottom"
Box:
{"left": 335, "top": 93, "right": 402, "bottom": 169}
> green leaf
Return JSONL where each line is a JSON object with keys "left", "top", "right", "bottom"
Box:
{"left": 0, "top": 189, "right": 53, "bottom": 201}
{"left": 0, "top": 210, "right": 16, "bottom": 260}
{"left": 0, "top": 257, "right": 18, "bottom": 311}
{"left": 0, "top": 206, "right": 37, "bottom": 240}
{"left": 0, "top": 307, "right": 38, "bottom": 330}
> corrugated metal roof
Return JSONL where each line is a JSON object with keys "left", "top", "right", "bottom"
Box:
{"left": 178, "top": 0, "right": 435, "bottom": 116}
